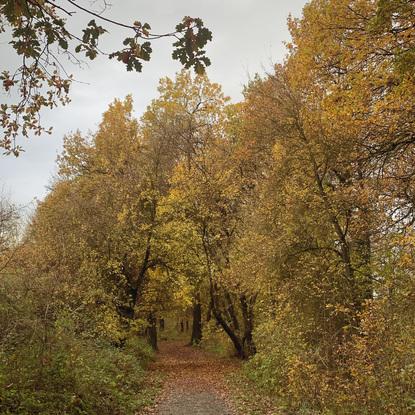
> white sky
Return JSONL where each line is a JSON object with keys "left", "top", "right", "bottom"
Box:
{"left": 0, "top": 0, "right": 307, "bottom": 208}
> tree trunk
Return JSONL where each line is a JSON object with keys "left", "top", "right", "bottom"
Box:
{"left": 190, "top": 294, "right": 202, "bottom": 345}
{"left": 147, "top": 312, "right": 158, "bottom": 351}
{"left": 213, "top": 308, "right": 245, "bottom": 358}
{"left": 240, "top": 294, "right": 257, "bottom": 357}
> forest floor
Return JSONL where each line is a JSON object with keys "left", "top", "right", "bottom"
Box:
{"left": 141, "top": 340, "right": 240, "bottom": 415}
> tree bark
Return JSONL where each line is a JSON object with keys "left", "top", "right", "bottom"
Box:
{"left": 240, "top": 294, "right": 257, "bottom": 357}
{"left": 147, "top": 312, "right": 158, "bottom": 351}
{"left": 190, "top": 293, "right": 202, "bottom": 345}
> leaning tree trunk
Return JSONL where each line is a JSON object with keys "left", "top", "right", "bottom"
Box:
{"left": 211, "top": 286, "right": 257, "bottom": 359}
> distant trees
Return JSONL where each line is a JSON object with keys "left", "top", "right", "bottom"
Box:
{"left": 0, "top": 193, "right": 19, "bottom": 271}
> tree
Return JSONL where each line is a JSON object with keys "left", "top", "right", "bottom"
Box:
{"left": 237, "top": 0, "right": 415, "bottom": 411}
{"left": 0, "top": 0, "right": 212, "bottom": 155}
{"left": 0, "top": 193, "right": 19, "bottom": 272}
{"left": 163, "top": 101, "right": 260, "bottom": 358}
{"left": 144, "top": 70, "right": 230, "bottom": 346}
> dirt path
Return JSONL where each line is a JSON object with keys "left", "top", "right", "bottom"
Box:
{"left": 142, "top": 341, "right": 240, "bottom": 415}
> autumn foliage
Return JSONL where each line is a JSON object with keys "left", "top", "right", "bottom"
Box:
{"left": 1, "top": 1, "right": 415, "bottom": 414}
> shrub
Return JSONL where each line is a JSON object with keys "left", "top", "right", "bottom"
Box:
{"left": 0, "top": 333, "right": 153, "bottom": 415}
{"left": 0, "top": 271, "right": 155, "bottom": 415}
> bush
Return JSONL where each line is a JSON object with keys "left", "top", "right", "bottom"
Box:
{"left": 0, "top": 332, "right": 153, "bottom": 415}
{"left": 244, "top": 295, "right": 415, "bottom": 415}
{"left": 244, "top": 304, "right": 327, "bottom": 412}
{"left": 0, "top": 270, "right": 155, "bottom": 415}
{"left": 330, "top": 298, "right": 415, "bottom": 415}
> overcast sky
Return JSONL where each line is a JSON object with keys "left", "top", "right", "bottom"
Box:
{"left": 0, "top": 0, "right": 307, "bottom": 208}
